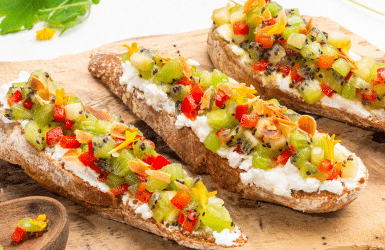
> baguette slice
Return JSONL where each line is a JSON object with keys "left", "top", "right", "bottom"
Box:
{"left": 0, "top": 71, "right": 247, "bottom": 249}
{"left": 89, "top": 52, "right": 368, "bottom": 213}
{"left": 207, "top": 19, "right": 385, "bottom": 132}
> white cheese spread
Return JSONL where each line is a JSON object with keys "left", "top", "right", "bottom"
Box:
{"left": 122, "top": 195, "right": 153, "bottom": 220}
{"left": 175, "top": 114, "right": 211, "bottom": 143}
{"left": 213, "top": 226, "right": 242, "bottom": 246}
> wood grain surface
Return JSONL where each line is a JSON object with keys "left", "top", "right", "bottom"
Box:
{"left": 0, "top": 16, "right": 384, "bottom": 249}
{"left": 0, "top": 196, "right": 69, "bottom": 250}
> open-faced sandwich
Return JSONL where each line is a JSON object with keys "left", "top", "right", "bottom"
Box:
{"left": 207, "top": 0, "right": 385, "bottom": 132}
{"left": 0, "top": 70, "right": 247, "bottom": 249}
{"left": 89, "top": 44, "right": 368, "bottom": 213}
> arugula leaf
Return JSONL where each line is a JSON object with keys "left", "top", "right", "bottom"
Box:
{"left": 0, "top": 0, "right": 98, "bottom": 35}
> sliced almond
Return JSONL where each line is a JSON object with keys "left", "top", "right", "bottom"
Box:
{"left": 179, "top": 56, "right": 194, "bottom": 79}
{"left": 110, "top": 129, "right": 126, "bottom": 139}
{"left": 297, "top": 115, "right": 317, "bottom": 136}
{"left": 262, "top": 8, "right": 272, "bottom": 19}
{"left": 113, "top": 123, "right": 131, "bottom": 133}
{"left": 35, "top": 94, "right": 50, "bottom": 105}
{"left": 75, "top": 130, "right": 94, "bottom": 143}
{"left": 145, "top": 170, "right": 171, "bottom": 184}
{"left": 62, "top": 149, "right": 81, "bottom": 162}
{"left": 252, "top": 99, "right": 264, "bottom": 115}
{"left": 85, "top": 106, "right": 114, "bottom": 122}
{"left": 30, "top": 76, "right": 45, "bottom": 91}
{"left": 128, "top": 159, "right": 150, "bottom": 176}
{"left": 305, "top": 17, "right": 313, "bottom": 32}
{"left": 174, "top": 181, "right": 191, "bottom": 192}
{"left": 200, "top": 88, "right": 212, "bottom": 110}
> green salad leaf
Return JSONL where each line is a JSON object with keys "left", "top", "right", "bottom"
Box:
{"left": 0, "top": 0, "right": 99, "bottom": 35}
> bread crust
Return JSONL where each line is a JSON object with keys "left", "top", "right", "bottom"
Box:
{"left": 0, "top": 100, "right": 246, "bottom": 249}
{"left": 88, "top": 53, "right": 368, "bottom": 213}
{"left": 207, "top": 25, "right": 385, "bottom": 132}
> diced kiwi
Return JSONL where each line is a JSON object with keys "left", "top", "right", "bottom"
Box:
{"left": 206, "top": 109, "right": 237, "bottom": 130}
{"left": 204, "top": 130, "right": 223, "bottom": 153}
{"left": 332, "top": 58, "right": 351, "bottom": 77}
{"left": 199, "top": 198, "right": 233, "bottom": 232}
{"left": 230, "top": 9, "right": 246, "bottom": 24}
{"left": 132, "top": 140, "right": 156, "bottom": 160}
{"left": 28, "top": 70, "right": 59, "bottom": 91}
{"left": 74, "top": 120, "right": 111, "bottom": 135}
{"left": 286, "top": 14, "right": 305, "bottom": 27}
{"left": 215, "top": 23, "right": 234, "bottom": 42}
{"left": 66, "top": 96, "right": 82, "bottom": 105}
{"left": 33, "top": 104, "right": 54, "bottom": 126}
{"left": 328, "top": 31, "right": 351, "bottom": 52}
{"left": 297, "top": 80, "right": 323, "bottom": 104}
{"left": 307, "top": 27, "right": 327, "bottom": 44}
{"left": 321, "top": 44, "right": 338, "bottom": 58}
{"left": 264, "top": 1, "right": 282, "bottom": 17}
{"left": 10, "top": 103, "right": 33, "bottom": 120}
{"left": 285, "top": 8, "right": 300, "bottom": 16}
{"left": 24, "top": 121, "right": 46, "bottom": 151}
{"left": 287, "top": 33, "right": 307, "bottom": 50}
{"left": 156, "top": 58, "right": 184, "bottom": 84}
{"left": 252, "top": 152, "right": 273, "bottom": 170}
{"left": 289, "top": 129, "right": 310, "bottom": 150}
{"left": 353, "top": 57, "right": 376, "bottom": 81}
{"left": 256, "top": 143, "right": 280, "bottom": 158}
{"left": 267, "top": 44, "right": 286, "bottom": 65}
{"left": 211, "top": 7, "right": 231, "bottom": 26}
{"left": 300, "top": 42, "right": 322, "bottom": 60}
{"left": 369, "top": 62, "right": 385, "bottom": 81}
{"left": 248, "top": 42, "right": 263, "bottom": 62}
{"left": 211, "top": 69, "right": 229, "bottom": 88}
{"left": 161, "top": 163, "right": 185, "bottom": 190}
{"left": 240, "top": 130, "right": 259, "bottom": 155}
{"left": 105, "top": 173, "right": 125, "bottom": 189}
{"left": 299, "top": 161, "right": 318, "bottom": 178}
{"left": 146, "top": 176, "right": 169, "bottom": 193}
{"left": 341, "top": 154, "right": 360, "bottom": 178}
{"left": 350, "top": 76, "right": 370, "bottom": 91}
{"left": 291, "top": 146, "right": 311, "bottom": 167}
{"left": 283, "top": 26, "right": 300, "bottom": 40}
{"left": 169, "top": 84, "right": 189, "bottom": 102}
{"left": 341, "top": 81, "right": 356, "bottom": 100}
{"left": 310, "top": 146, "right": 325, "bottom": 166}
{"left": 311, "top": 132, "right": 329, "bottom": 157}
{"left": 64, "top": 103, "right": 85, "bottom": 122}
{"left": 92, "top": 135, "right": 116, "bottom": 158}
{"left": 151, "top": 191, "right": 177, "bottom": 222}
{"left": 109, "top": 149, "right": 135, "bottom": 176}
{"left": 285, "top": 109, "right": 301, "bottom": 123}
{"left": 130, "top": 52, "right": 155, "bottom": 72}
{"left": 265, "top": 134, "right": 286, "bottom": 152}
{"left": 315, "top": 68, "right": 344, "bottom": 94}
{"left": 192, "top": 70, "right": 212, "bottom": 89}
{"left": 299, "top": 59, "right": 317, "bottom": 79}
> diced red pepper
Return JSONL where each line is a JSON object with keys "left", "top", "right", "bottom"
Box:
{"left": 46, "top": 127, "right": 63, "bottom": 146}
{"left": 177, "top": 212, "right": 185, "bottom": 225}
{"left": 317, "top": 55, "right": 335, "bottom": 68}
{"left": 215, "top": 89, "right": 230, "bottom": 108}
{"left": 78, "top": 141, "right": 97, "bottom": 167}
{"left": 97, "top": 171, "right": 109, "bottom": 182}
{"left": 235, "top": 104, "right": 249, "bottom": 119}
{"left": 362, "top": 89, "right": 377, "bottom": 102}
{"left": 115, "top": 138, "right": 125, "bottom": 146}
{"left": 11, "top": 226, "right": 26, "bottom": 243}
{"left": 319, "top": 83, "right": 334, "bottom": 97}
{"left": 177, "top": 76, "right": 194, "bottom": 86}
{"left": 277, "top": 64, "right": 291, "bottom": 76}
{"left": 171, "top": 190, "right": 192, "bottom": 210}
{"left": 255, "top": 34, "right": 274, "bottom": 49}
{"left": 318, "top": 159, "right": 333, "bottom": 173}
{"left": 59, "top": 135, "right": 81, "bottom": 149}
{"left": 290, "top": 63, "right": 304, "bottom": 83}
{"left": 233, "top": 145, "right": 244, "bottom": 154}
{"left": 135, "top": 182, "right": 152, "bottom": 203}
{"left": 284, "top": 47, "right": 297, "bottom": 56}
{"left": 327, "top": 167, "right": 341, "bottom": 181}
{"left": 191, "top": 84, "right": 204, "bottom": 103}
{"left": 344, "top": 71, "right": 354, "bottom": 83}
{"left": 233, "top": 21, "right": 249, "bottom": 35}
{"left": 278, "top": 38, "right": 286, "bottom": 45}
{"left": 253, "top": 59, "right": 269, "bottom": 71}
{"left": 240, "top": 114, "right": 258, "bottom": 128}
{"left": 289, "top": 143, "right": 296, "bottom": 154}
{"left": 110, "top": 183, "right": 129, "bottom": 196}
{"left": 261, "top": 18, "right": 276, "bottom": 28}
{"left": 64, "top": 120, "right": 75, "bottom": 130}
{"left": 22, "top": 99, "right": 34, "bottom": 110}
{"left": 144, "top": 154, "right": 171, "bottom": 170}
{"left": 181, "top": 94, "right": 198, "bottom": 120}
{"left": 276, "top": 148, "right": 292, "bottom": 165}
{"left": 7, "top": 90, "right": 22, "bottom": 107}
{"left": 54, "top": 107, "right": 66, "bottom": 123}
{"left": 182, "top": 210, "right": 199, "bottom": 233}
{"left": 375, "top": 67, "right": 385, "bottom": 83}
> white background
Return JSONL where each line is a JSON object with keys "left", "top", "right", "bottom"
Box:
{"left": 1, "top": 0, "right": 385, "bottom": 62}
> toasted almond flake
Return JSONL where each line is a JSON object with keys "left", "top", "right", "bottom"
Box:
{"left": 38, "top": 89, "right": 50, "bottom": 101}
{"left": 35, "top": 94, "right": 50, "bottom": 105}
{"left": 30, "top": 76, "right": 45, "bottom": 91}
{"left": 253, "top": 15, "right": 265, "bottom": 24}
{"left": 266, "top": 124, "right": 277, "bottom": 131}
{"left": 297, "top": 115, "right": 317, "bottom": 136}
{"left": 110, "top": 129, "right": 126, "bottom": 139}
{"left": 276, "top": 117, "right": 297, "bottom": 127}
{"left": 262, "top": 8, "right": 271, "bottom": 19}
{"left": 179, "top": 56, "right": 194, "bottom": 78}
{"left": 174, "top": 181, "right": 191, "bottom": 192}
{"left": 145, "top": 170, "right": 171, "bottom": 183}
{"left": 75, "top": 130, "right": 94, "bottom": 143}
{"left": 85, "top": 106, "right": 114, "bottom": 122}
{"left": 225, "top": 81, "right": 245, "bottom": 90}
{"left": 305, "top": 17, "right": 313, "bottom": 32}
{"left": 128, "top": 159, "right": 150, "bottom": 175}
{"left": 299, "top": 27, "right": 307, "bottom": 35}
{"left": 243, "top": 0, "right": 265, "bottom": 13}
{"left": 278, "top": 123, "right": 295, "bottom": 138}
{"left": 154, "top": 54, "right": 173, "bottom": 65}
{"left": 252, "top": 99, "right": 263, "bottom": 115}
{"left": 217, "top": 83, "right": 233, "bottom": 96}
{"left": 200, "top": 88, "right": 212, "bottom": 110}
{"left": 113, "top": 123, "right": 131, "bottom": 133}
{"left": 63, "top": 148, "right": 81, "bottom": 157}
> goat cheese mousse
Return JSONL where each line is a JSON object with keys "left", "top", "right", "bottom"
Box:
{"left": 118, "top": 43, "right": 367, "bottom": 212}
{"left": 0, "top": 70, "right": 246, "bottom": 248}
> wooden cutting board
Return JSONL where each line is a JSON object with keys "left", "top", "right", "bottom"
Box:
{"left": 1, "top": 16, "right": 384, "bottom": 250}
